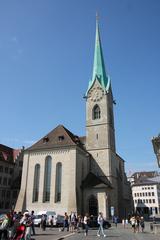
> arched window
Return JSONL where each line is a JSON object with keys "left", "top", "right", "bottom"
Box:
{"left": 32, "top": 164, "right": 40, "bottom": 202}
{"left": 55, "top": 162, "right": 62, "bottom": 202}
{"left": 93, "top": 105, "right": 101, "bottom": 120}
{"left": 43, "top": 156, "right": 52, "bottom": 202}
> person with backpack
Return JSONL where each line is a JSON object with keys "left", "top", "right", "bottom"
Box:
{"left": 97, "top": 212, "right": 106, "bottom": 237}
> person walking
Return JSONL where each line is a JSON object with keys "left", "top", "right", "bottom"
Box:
{"left": 140, "top": 216, "right": 145, "bottom": 232}
{"left": 130, "top": 215, "right": 136, "bottom": 233}
{"left": 20, "top": 211, "right": 32, "bottom": 240}
{"left": 70, "top": 212, "right": 76, "bottom": 232}
{"left": 41, "top": 214, "right": 47, "bottom": 231}
{"left": 30, "top": 210, "right": 36, "bottom": 235}
{"left": 122, "top": 219, "right": 125, "bottom": 228}
{"left": 97, "top": 212, "right": 106, "bottom": 237}
{"left": 83, "top": 213, "right": 89, "bottom": 237}
{"left": 114, "top": 216, "right": 118, "bottom": 227}
{"left": 77, "top": 215, "right": 83, "bottom": 232}
{"left": 62, "top": 212, "right": 69, "bottom": 231}
{"left": 136, "top": 215, "right": 140, "bottom": 233}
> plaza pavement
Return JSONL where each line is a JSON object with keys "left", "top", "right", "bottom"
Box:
{"left": 33, "top": 222, "right": 160, "bottom": 240}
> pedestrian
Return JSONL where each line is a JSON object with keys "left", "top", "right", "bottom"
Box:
{"left": 70, "top": 212, "right": 76, "bottom": 232}
{"left": 62, "top": 212, "right": 69, "bottom": 231}
{"left": 97, "top": 212, "right": 106, "bottom": 237}
{"left": 83, "top": 213, "right": 89, "bottom": 237}
{"left": 136, "top": 215, "right": 140, "bottom": 233}
{"left": 140, "top": 216, "right": 145, "bottom": 232}
{"left": 41, "top": 214, "right": 47, "bottom": 231}
{"left": 114, "top": 216, "right": 118, "bottom": 227}
{"left": 77, "top": 215, "right": 83, "bottom": 232}
{"left": 122, "top": 219, "right": 125, "bottom": 228}
{"left": 130, "top": 216, "right": 136, "bottom": 233}
{"left": 51, "top": 216, "right": 54, "bottom": 228}
{"left": 125, "top": 218, "right": 128, "bottom": 228}
{"left": 48, "top": 215, "right": 54, "bottom": 228}
{"left": 30, "top": 210, "right": 36, "bottom": 235}
{"left": 20, "top": 211, "right": 32, "bottom": 240}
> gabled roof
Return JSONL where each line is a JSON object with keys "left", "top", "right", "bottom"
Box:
{"left": 82, "top": 172, "right": 112, "bottom": 189}
{"left": 27, "top": 125, "right": 86, "bottom": 151}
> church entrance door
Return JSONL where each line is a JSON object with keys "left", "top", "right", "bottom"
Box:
{"left": 89, "top": 195, "right": 98, "bottom": 216}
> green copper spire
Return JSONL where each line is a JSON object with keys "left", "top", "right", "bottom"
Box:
{"left": 87, "top": 16, "right": 110, "bottom": 95}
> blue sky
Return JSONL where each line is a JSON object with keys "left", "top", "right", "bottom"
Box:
{"left": 0, "top": 0, "right": 160, "bottom": 174}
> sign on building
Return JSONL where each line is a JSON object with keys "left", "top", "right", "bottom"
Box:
{"left": 110, "top": 206, "right": 114, "bottom": 216}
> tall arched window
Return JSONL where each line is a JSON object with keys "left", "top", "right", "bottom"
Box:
{"left": 43, "top": 156, "right": 52, "bottom": 202}
{"left": 93, "top": 105, "right": 101, "bottom": 120}
{"left": 32, "top": 164, "right": 40, "bottom": 202}
{"left": 55, "top": 162, "right": 62, "bottom": 202}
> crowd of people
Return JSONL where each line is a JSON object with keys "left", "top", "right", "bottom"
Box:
{"left": 0, "top": 210, "right": 107, "bottom": 239}
{"left": 59, "top": 211, "right": 107, "bottom": 237}
{"left": 0, "top": 210, "right": 36, "bottom": 240}
{"left": 130, "top": 215, "right": 145, "bottom": 233}
{"left": 0, "top": 209, "right": 148, "bottom": 239}
{"left": 113, "top": 214, "right": 145, "bottom": 233}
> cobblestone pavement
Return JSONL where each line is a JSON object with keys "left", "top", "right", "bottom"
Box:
{"left": 33, "top": 222, "right": 160, "bottom": 240}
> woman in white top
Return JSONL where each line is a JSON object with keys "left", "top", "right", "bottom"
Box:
{"left": 97, "top": 212, "right": 106, "bottom": 237}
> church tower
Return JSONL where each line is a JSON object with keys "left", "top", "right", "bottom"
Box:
{"left": 86, "top": 17, "right": 116, "bottom": 179}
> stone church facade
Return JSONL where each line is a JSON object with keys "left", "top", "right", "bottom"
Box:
{"left": 15, "top": 19, "right": 132, "bottom": 219}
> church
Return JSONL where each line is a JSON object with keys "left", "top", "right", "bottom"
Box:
{"left": 15, "top": 19, "right": 132, "bottom": 219}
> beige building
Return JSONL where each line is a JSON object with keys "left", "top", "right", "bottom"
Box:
{"left": 131, "top": 176, "right": 160, "bottom": 217}
{"left": 15, "top": 19, "right": 132, "bottom": 219}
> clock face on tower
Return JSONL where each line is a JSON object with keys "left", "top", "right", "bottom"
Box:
{"left": 88, "top": 87, "right": 104, "bottom": 102}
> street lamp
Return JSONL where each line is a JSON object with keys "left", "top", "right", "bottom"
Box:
{"left": 152, "top": 134, "right": 160, "bottom": 168}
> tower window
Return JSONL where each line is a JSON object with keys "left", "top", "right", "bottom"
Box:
{"left": 93, "top": 105, "right": 101, "bottom": 120}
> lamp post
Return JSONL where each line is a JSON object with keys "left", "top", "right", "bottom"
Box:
{"left": 152, "top": 135, "right": 160, "bottom": 168}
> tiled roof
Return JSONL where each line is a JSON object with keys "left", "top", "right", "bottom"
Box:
{"left": 13, "top": 149, "right": 21, "bottom": 161}
{"left": 131, "top": 171, "right": 158, "bottom": 179}
{"left": 132, "top": 176, "right": 157, "bottom": 186}
{"left": 0, "top": 144, "right": 21, "bottom": 163}
{"left": 27, "top": 125, "right": 86, "bottom": 152}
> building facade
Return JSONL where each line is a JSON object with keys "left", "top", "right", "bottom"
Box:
{"left": 132, "top": 177, "right": 160, "bottom": 217}
{"left": 15, "top": 19, "right": 132, "bottom": 219}
{"left": 0, "top": 144, "right": 24, "bottom": 213}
